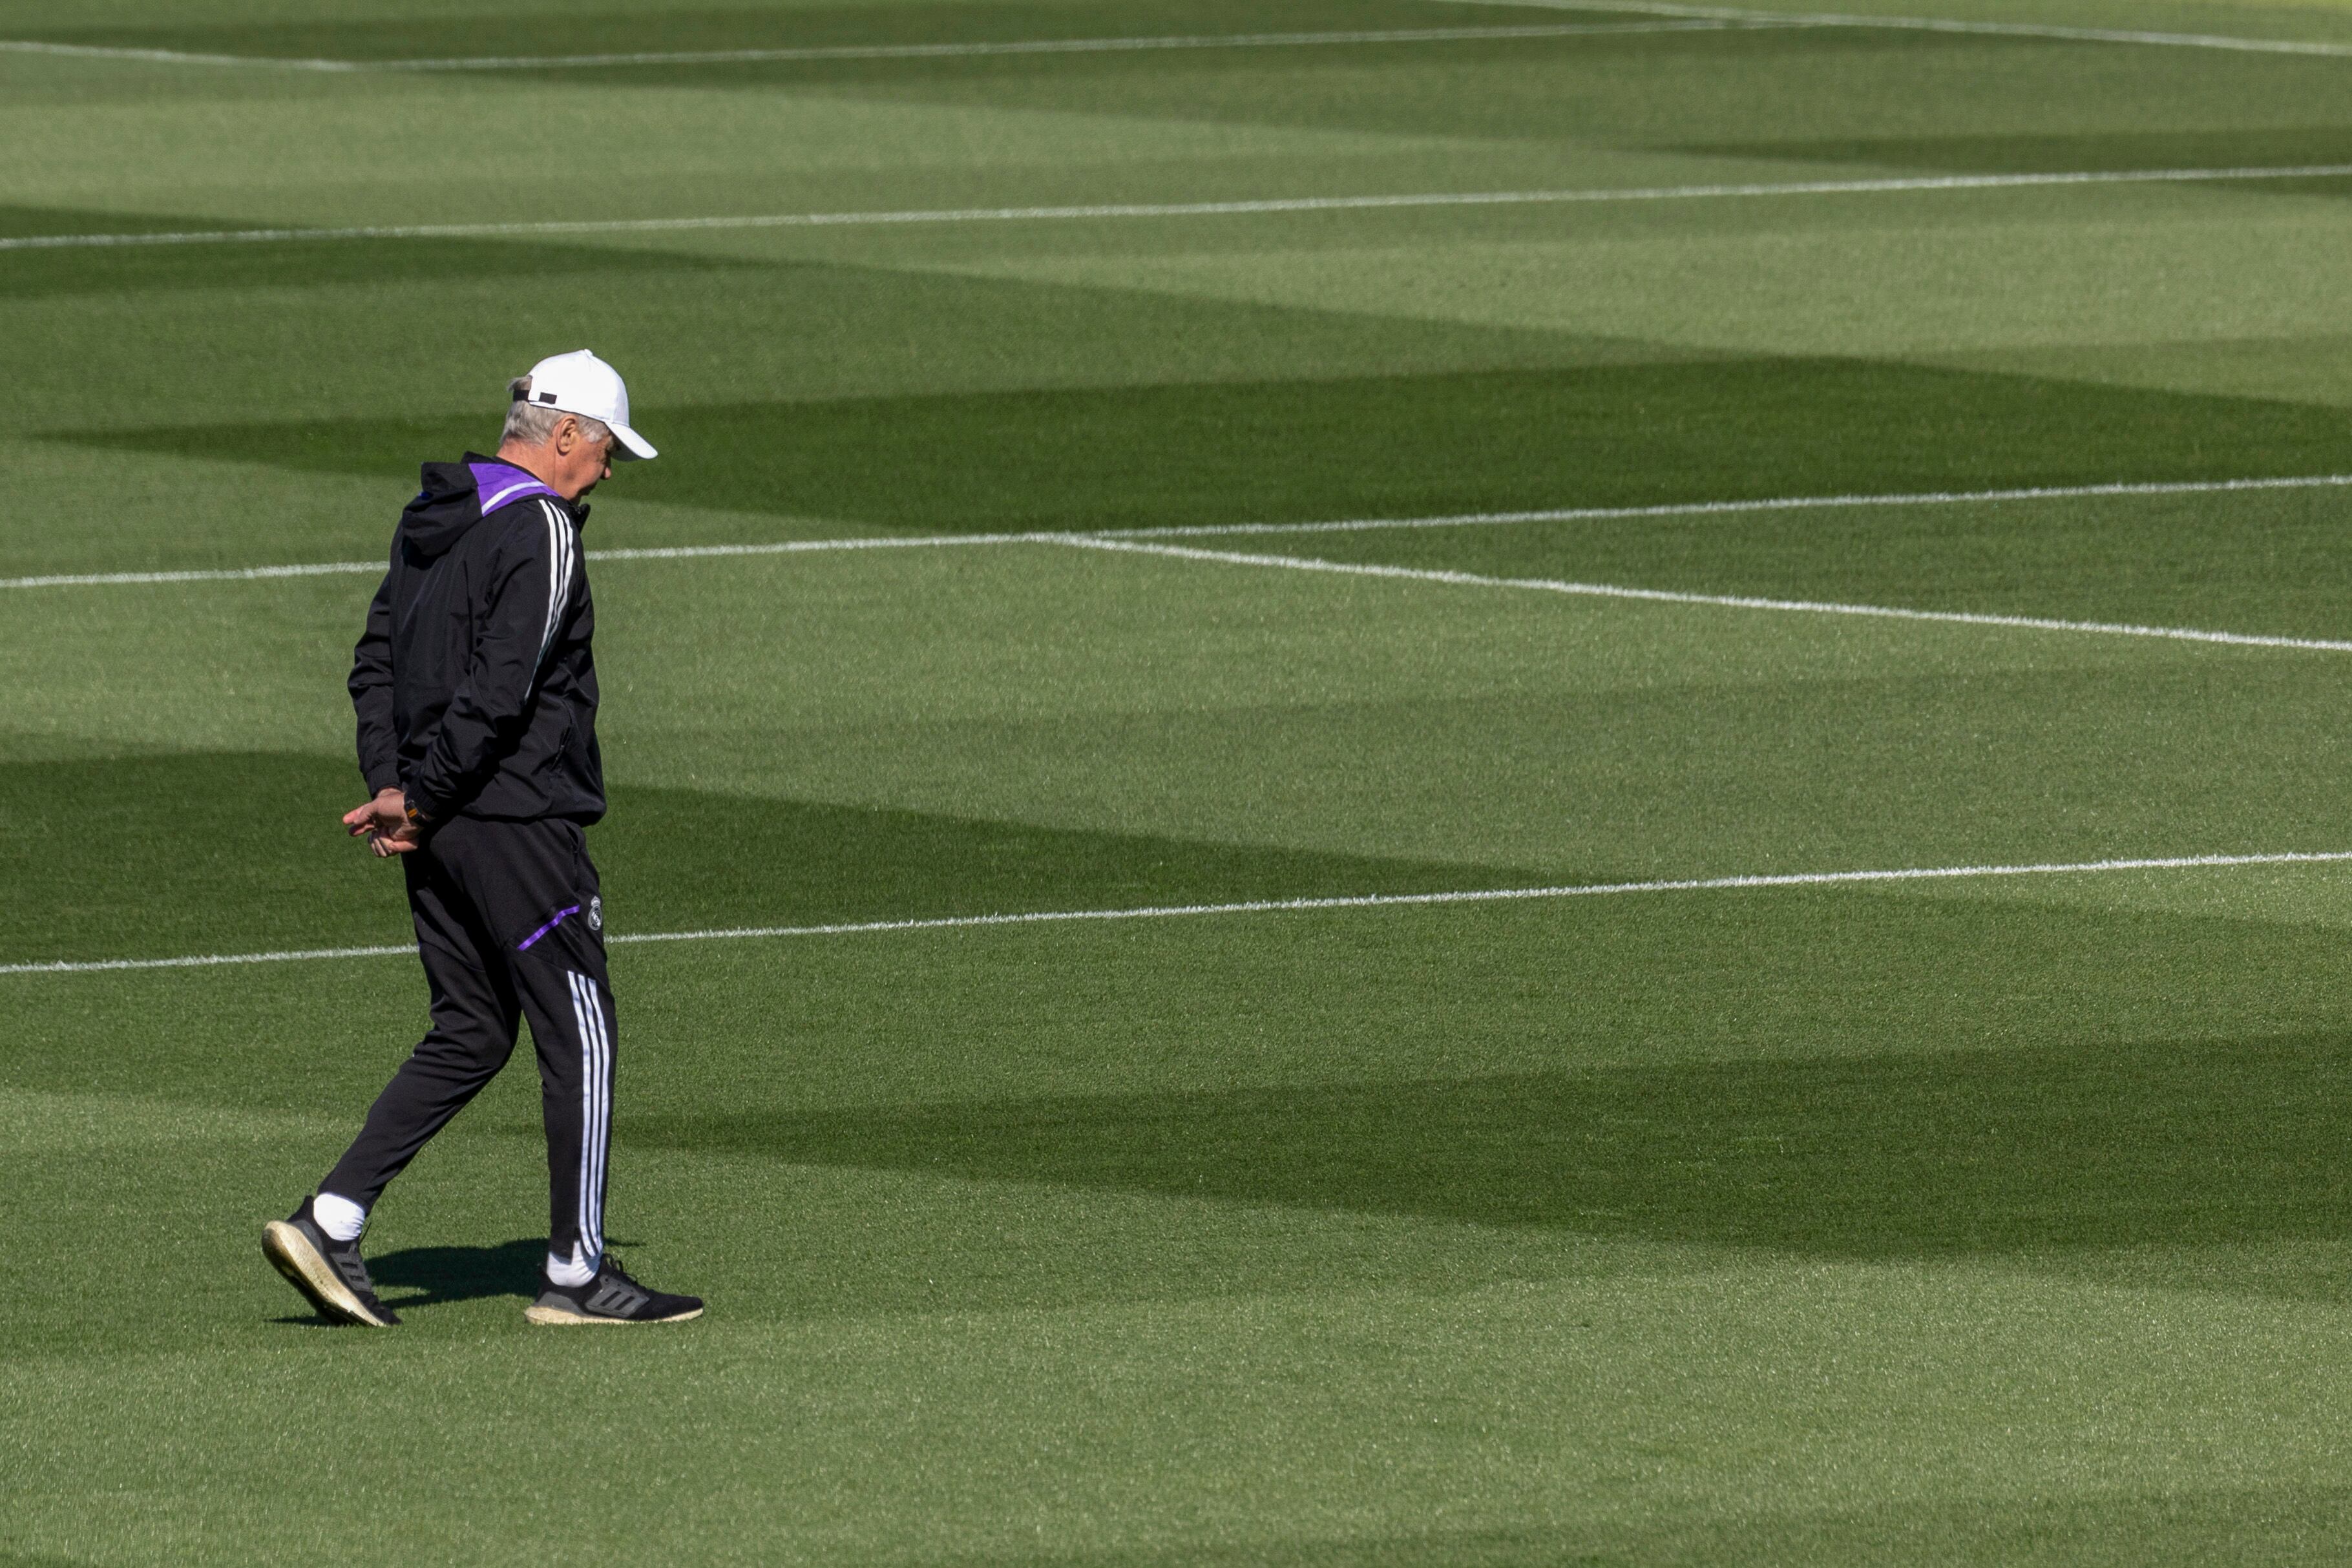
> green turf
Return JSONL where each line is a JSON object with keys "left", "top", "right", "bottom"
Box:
{"left": 12, "top": 1, "right": 2352, "bottom": 1563}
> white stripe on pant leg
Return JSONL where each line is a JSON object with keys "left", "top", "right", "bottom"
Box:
{"left": 596, "top": 987, "right": 612, "bottom": 1253}
{"left": 566, "top": 971, "right": 590, "bottom": 1264}
{"left": 584, "top": 972, "right": 608, "bottom": 1261}
{"left": 567, "top": 970, "right": 599, "bottom": 1265}
{"left": 591, "top": 983, "right": 612, "bottom": 1255}
{"left": 585, "top": 974, "right": 609, "bottom": 1260}
{"left": 572, "top": 970, "right": 612, "bottom": 1259}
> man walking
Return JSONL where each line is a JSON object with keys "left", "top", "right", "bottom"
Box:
{"left": 264, "top": 350, "right": 701, "bottom": 1328}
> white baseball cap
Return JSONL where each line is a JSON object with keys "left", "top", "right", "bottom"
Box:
{"left": 516, "top": 349, "right": 656, "bottom": 460}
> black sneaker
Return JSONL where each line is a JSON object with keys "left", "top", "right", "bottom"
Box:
{"left": 525, "top": 1254, "right": 702, "bottom": 1325}
{"left": 262, "top": 1197, "right": 400, "bottom": 1327}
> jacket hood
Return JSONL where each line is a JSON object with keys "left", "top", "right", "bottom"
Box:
{"left": 401, "top": 454, "right": 574, "bottom": 559}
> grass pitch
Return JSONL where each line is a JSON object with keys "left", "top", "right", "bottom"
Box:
{"left": 10, "top": 1, "right": 2352, "bottom": 1562}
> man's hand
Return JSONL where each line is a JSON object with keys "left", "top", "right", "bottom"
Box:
{"left": 344, "top": 787, "right": 423, "bottom": 857}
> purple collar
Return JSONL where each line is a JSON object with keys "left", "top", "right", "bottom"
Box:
{"left": 469, "top": 461, "right": 562, "bottom": 517}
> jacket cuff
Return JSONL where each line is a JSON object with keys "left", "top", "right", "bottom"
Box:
{"left": 398, "top": 775, "right": 449, "bottom": 825}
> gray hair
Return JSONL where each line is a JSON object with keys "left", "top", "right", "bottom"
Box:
{"left": 502, "top": 377, "right": 612, "bottom": 448}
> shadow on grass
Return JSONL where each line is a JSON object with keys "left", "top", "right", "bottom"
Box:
{"left": 270, "top": 1238, "right": 656, "bottom": 1324}
{"left": 367, "top": 1237, "right": 548, "bottom": 1307}
{"left": 264, "top": 1240, "right": 543, "bottom": 1323}
{"left": 634, "top": 1031, "right": 2352, "bottom": 1260}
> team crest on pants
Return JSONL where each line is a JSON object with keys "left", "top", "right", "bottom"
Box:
{"left": 587, "top": 895, "right": 602, "bottom": 932}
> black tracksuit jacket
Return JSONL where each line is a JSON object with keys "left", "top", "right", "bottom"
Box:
{"left": 351, "top": 454, "right": 604, "bottom": 824}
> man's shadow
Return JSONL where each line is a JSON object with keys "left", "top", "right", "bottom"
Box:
{"left": 271, "top": 1237, "right": 644, "bottom": 1324}
{"left": 373, "top": 1237, "right": 640, "bottom": 1310}
{"left": 348, "top": 1238, "right": 541, "bottom": 1308}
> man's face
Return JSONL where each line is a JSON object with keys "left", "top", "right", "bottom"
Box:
{"left": 549, "top": 417, "right": 616, "bottom": 501}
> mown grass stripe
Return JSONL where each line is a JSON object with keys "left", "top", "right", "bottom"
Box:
{"left": 8, "top": 165, "right": 2352, "bottom": 253}
{"left": 7, "top": 851, "right": 2346, "bottom": 977}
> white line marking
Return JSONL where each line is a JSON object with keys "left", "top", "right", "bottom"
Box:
{"left": 16, "top": 5, "right": 2352, "bottom": 68}
{"left": 8, "top": 163, "right": 2351, "bottom": 253}
{"left": 0, "top": 21, "right": 1756, "bottom": 74}
{"left": 1061, "top": 536, "right": 2352, "bottom": 654}
{"left": 0, "top": 39, "right": 357, "bottom": 68}
{"left": 588, "top": 531, "right": 1057, "bottom": 565}
{"left": 1096, "top": 474, "right": 2352, "bottom": 541}
{"left": 8, "top": 850, "right": 2349, "bottom": 977}
{"left": 10, "top": 474, "right": 2352, "bottom": 591}
{"left": 0, "top": 941, "right": 419, "bottom": 974}
{"left": 381, "top": 21, "right": 1758, "bottom": 70}
{"left": 0, "top": 560, "right": 386, "bottom": 589}
{"left": 1444, "top": 0, "right": 2352, "bottom": 57}
{"left": 0, "top": 530, "right": 1059, "bottom": 589}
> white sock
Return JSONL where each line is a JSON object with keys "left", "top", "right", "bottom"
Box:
{"left": 545, "top": 1243, "right": 596, "bottom": 1288}
{"left": 312, "top": 1191, "right": 366, "bottom": 1242}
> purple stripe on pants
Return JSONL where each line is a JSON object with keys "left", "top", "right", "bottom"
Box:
{"left": 517, "top": 904, "right": 581, "bottom": 952}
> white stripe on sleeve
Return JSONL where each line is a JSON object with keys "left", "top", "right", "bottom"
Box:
{"left": 536, "top": 498, "right": 572, "bottom": 673}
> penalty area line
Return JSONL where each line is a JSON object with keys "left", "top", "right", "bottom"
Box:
{"left": 1095, "top": 474, "right": 2352, "bottom": 539}
{"left": 8, "top": 163, "right": 2352, "bottom": 252}
{"left": 0, "top": 20, "right": 1759, "bottom": 74}
{"left": 18, "top": 7, "right": 2352, "bottom": 66}
{"left": 0, "top": 530, "right": 1046, "bottom": 589}
{"left": 1064, "top": 536, "right": 2352, "bottom": 655}
{"left": 1438, "top": 0, "right": 2352, "bottom": 57}
{"left": 6, "top": 850, "right": 2351, "bottom": 977}
{"left": 8, "top": 474, "right": 2352, "bottom": 591}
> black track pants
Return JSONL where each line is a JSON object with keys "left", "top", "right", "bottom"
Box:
{"left": 322, "top": 815, "right": 614, "bottom": 1264}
